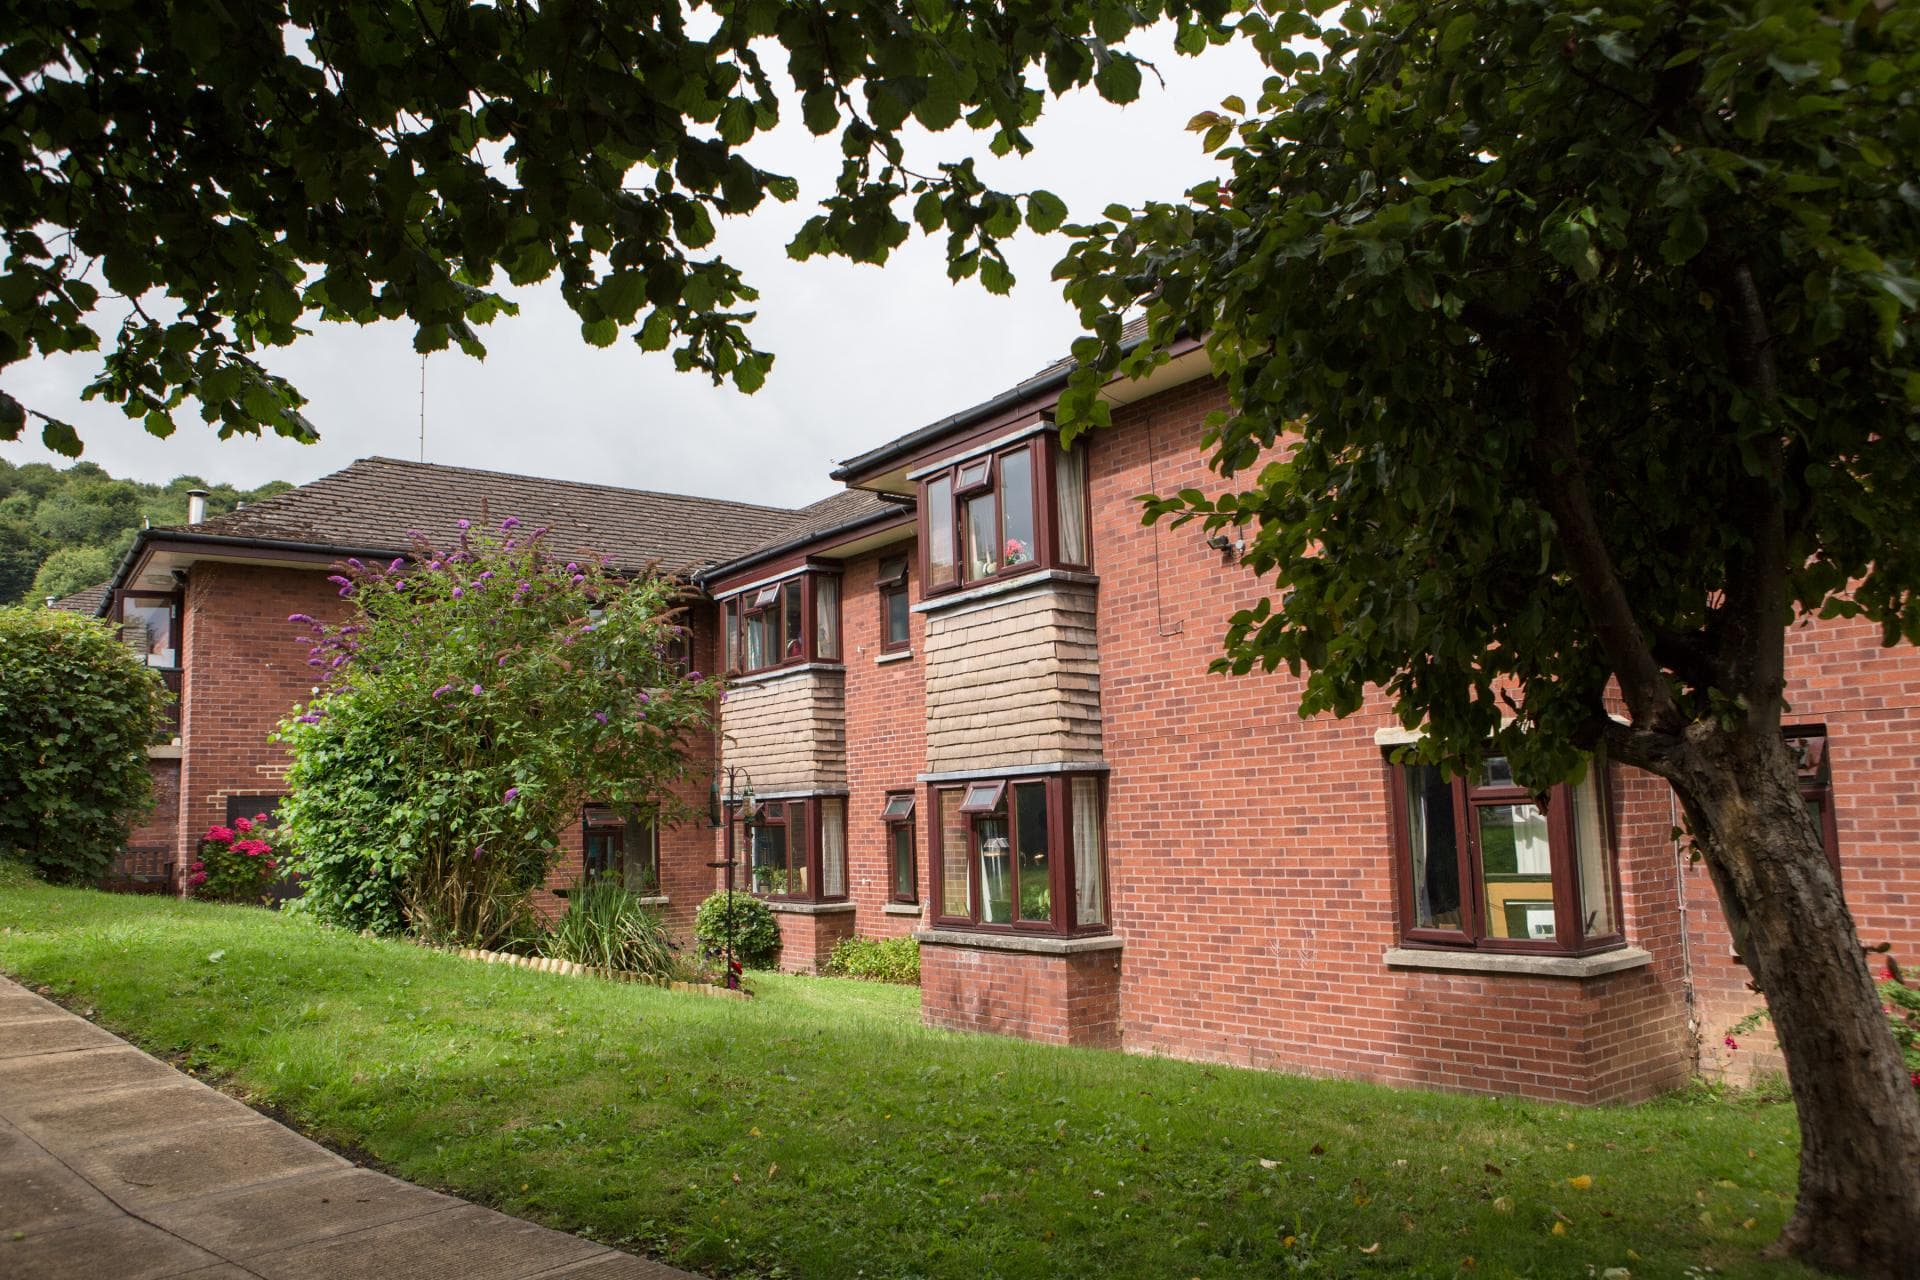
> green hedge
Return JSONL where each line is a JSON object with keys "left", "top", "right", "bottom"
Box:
{"left": 825, "top": 935, "right": 920, "bottom": 984}
{"left": 693, "top": 891, "right": 781, "bottom": 970}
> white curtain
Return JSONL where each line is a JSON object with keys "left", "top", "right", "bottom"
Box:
{"left": 1072, "top": 776, "right": 1105, "bottom": 926}
{"left": 815, "top": 577, "right": 839, "bottom": 659}
{"left": 1055, "top": 441, "right": 1089, "bottom": 566}
{"left": 820, "top": 798, "right": 846, "bottom": 897}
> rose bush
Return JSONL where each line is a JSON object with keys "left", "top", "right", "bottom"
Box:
{"left": 191, "top": 814, "right": 279, "bottom": 903}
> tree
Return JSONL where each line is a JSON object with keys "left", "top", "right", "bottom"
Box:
{"left": 276, "top": 520, "right": 716, "bottom": 948}
{"left": 0, "top": 606, "right": 168, "bottom": 882}
{"left": 0, "top": 0, "right": 1232, "bottom": 456}
{"left": 29, "top": 543, "right": 116, "bottom": 601}
{"left": 1057, "top": 1, "right": 1920, "bottom": 1272}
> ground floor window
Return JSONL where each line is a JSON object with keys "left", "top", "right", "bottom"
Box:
{"left": 883, "top": 792, "right": 917, "bottom": 903}
{"left": 736, "top": 796, "right": 848, "bottom": 903}
{"left": 930, "top": 773, "right": 1107, "bottom": 935}
{"left": 1787, "top": 728, "right": 1841, "bottom": 872}
{"left": 582, "top": 807, "right": 659, "bottom": 895}
{"left": 1389, "top": 754, "right": 1620, "bottom": 955}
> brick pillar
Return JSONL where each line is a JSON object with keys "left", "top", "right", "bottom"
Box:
{"left": 770, "top": 904, "right": 858, "bottom": 974}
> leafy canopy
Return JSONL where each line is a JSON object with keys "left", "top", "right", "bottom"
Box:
{"left": 1, "top": 0, "right": 1233, "bottom": 456}
{"left": 276, "top": 519, "right": 715, "bottom": 947}
{"left": 1057, "top": 0, "right": 1920, "bottom": 784}
{"left": 0, "top": 606, "right": 168, "bottom": 882}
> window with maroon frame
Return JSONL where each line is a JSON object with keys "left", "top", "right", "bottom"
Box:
{"left": 737, "top": 798, "right": 847, "bottom": 903}
{"left": 883, "top": 791, "right": 917, "bottom": 902}
{"left": 1786, "top": 727, "right": 1841, "bottom": 872}
{"left": 930, "top": 773, "right": 1107, "bottom": 934}
{"left": 917, "top": 433, "right": 1090, "bottom": 597}
{"left": 582, "top": 806, "right": 660, "bottom": 896}
{"left": 722, "top": 570, "right": 841, "bottom": 675}
{"left": 1389, "top": 754, "right": 1621, "bottom": 955}
{"left": 878, "top": 556, "right": 911, "bottom": 652}
{"left": 119, "top": 591, "right": 181, "bottom": 669}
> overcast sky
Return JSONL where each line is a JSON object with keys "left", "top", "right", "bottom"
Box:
{"left": 0, "top": 27, "right": 1266, "bottom": 511}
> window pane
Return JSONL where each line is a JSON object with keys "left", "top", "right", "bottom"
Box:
{"left": 125, "top": 601, "right": 175, "bottom": 667}
{"left": 1478, "top": 801, "right": 1556, "bottom": 940}
{"left": 881, "top": 793, "right": 915, "bottom": 821}
{"left": 1403, "top": 764, "right": 1463, "bottom": 930}
{"left": 891, "top": 823, "right": 916, "bottom": 901}
{"left": 926, "top": 477, "right": 956, "bottom": 589}
{"left": 960, "top": 780, "right": 1005, "bottom": 813}
{"left": 819, "top": 798, "right": 846, "bottom": 898}
{"left": 753, "top": 583, "right": 780, "bottom": 609}
{"left": 783, "top": 582, "right": 804, "bottom": 660}
{"left": 884, "top": 587, "right": 910, "bottom": 648}
{"left": 815, "top": 576, "right": 839, "bottom": 660}
{"left": 956, "top": 458, "right": 991, "bottom": 491}
{"left": 1000, "top": 449, "right": 1036, "bottom": 568}
{"left": 976, "top": 815, "right": 1012, "bottom": 923}
{"left": 963, "top": 493, "right": 998, "bottom": 580}
{"left": 1480, "top": 756, "right": 1517, "bottom": 787}
{"left": 623, "top": 823, "right": 659, "bottom": 895}
{"left": 938, "top": 790, "right": 968, "bottom": 916}
{"left": 585, "top": 829, "right": 620, "bottom": 881}
{"left": 724, "top": 600, "right": 739, "bottom": 672}
{"left": 878, "top": 555, "right": 907, "bottom": 588}
{"left": 745, "top": 610, "right": 771, "bottom": 669}
{"left": 751, "top": 823, "right": 788, "bottom": 895}
{"left": 1571, "top": 773, "right": 1614, "bottom": 939}
{"left": 1055, "top": 440, "right": 1089, "bottom": 566}
{"left": 1072, "top": 776, "right": 1105, "bottom": 926}
{"left": 1013, "top": 781, "right": 1050, "bottom": 923}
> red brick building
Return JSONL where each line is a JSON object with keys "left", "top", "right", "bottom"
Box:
{"left": 90, "top": 349, "right": 1920, "bottom": 1104}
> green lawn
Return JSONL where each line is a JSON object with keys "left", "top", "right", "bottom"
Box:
{"left": 0, "top": 875, "right": 1814, "bottom": 1280}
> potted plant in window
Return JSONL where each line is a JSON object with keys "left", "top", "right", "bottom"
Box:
{"left": 1004, "top": 537, "right": 1032, "bottom": 566}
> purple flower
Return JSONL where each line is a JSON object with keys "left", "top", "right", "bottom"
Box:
{"left": 593, "top": 711, "right": 609, "bottom": 724}
{"left": 504, "top": 787, "right": 519, "bottom": 803}
{"left": 457, "top": 519, "right": 470, "bottom": 530}
{"left": 471, "top": 683, "right": 484, "bottom": 695}
{"left": 394, "top": 579, "right": 407, "bottom": 589}
{"left": 636, "top": 691, "right": 651, "bottom": 705}
{"left": 497, "top": 653, "right": 510, "bottom": 666}
{"left": 327, "top": 575, "right": 351, "bottom": 587}
{"left": 389, "top": 558, "right": 405, "bottom": 572}
{"left": 472, "top": 844, "right": 485, "bottom": 861}
{"left": 306, "top": 658, "right": 324, "bottom": 668}
{"left": 296, "top": 713, "right": 322, "bottom": 724}
{"left": 451, "top": 587, "right": 463, "bottom": 598}
{"left": 428, "top": 559, "right": 443, "bottom": 570}
{"left": 501, "top": 517, "right": 520, "bottom": 530}
{"left": 477, "top": 570, "right": 494, "bottom": 582}
{"left": 571, "top": 574, "right": 585, "bottom": 584}
{"left": 431, "top": 683, "right": 454, "bottom": 699}
{"left": 287, "top": 613, "right": 316, "bottom": 625}
{"left": 347, "top": 557, "right": 365, "bottom": 570}
{"left": 686, "top": 671, "right": 702, "bottom": 681}
{"left": 338, "top": 586, "right": 353, "bottom": 597}
{"left": 566, "top": 562, "right": 579, "bottom": 573}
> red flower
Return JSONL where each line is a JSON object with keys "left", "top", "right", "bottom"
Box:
{"left": 253, "top": 812, "right": 269, "bottom": 824}
{"left": 205, "top": 825, "right": 235, "bottom": 844}
{"left": 234, "top": 817, "right": 253, "bottom": 833}
{"left": 1724, "top": 1035, "right": 1739, "bottom": 1052}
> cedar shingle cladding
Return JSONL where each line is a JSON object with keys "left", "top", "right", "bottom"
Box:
{"left": 173, "top": 456, "right": 807, "bottom": 574}
{"left": 922, "top": 578, "right": 1103, "bottom": 772}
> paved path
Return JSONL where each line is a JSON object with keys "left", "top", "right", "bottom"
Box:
{"left": 0, "top": 975, "right": 699, "bottom": 1280}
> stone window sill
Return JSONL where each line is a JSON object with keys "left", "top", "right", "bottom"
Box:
{"left": 883, "top": 902, "right": 922, "bottom": 916}
{"left": 915, "top": 928, "right": 1123, "bottom": 956}
{"left": 147, "top": 743, "right": 183, "bottom": 759}
{"left": 765, "top": 900, "right": 857, "bottom": 915}
{"left": 1383, "top": 945, "right": 1652, "bottom": 979}
{"left": 875, "top": 650, "right": 913, "bottom": 665}
{"left": 911, "top": 568, "right": 1098, "bottom": 615}
{"left": 725, "top": 662, "right": 843, "bottom": 689}
{"left": 634, "top": 896, "right": 669, "bottom": 907}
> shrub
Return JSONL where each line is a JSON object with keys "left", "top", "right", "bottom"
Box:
{"left": 190, "top": 814, "right": 280, "bottom": 904}
{"left": 544, "top": 879, "right": 675, "bottom": 978}
{"left": 694, "top": 891, "right": 781, "bottom": 971}
{"left": 825, "top": 935, "right": 921, "bottom": 984}
{"left": 0, "top": 607, "right": 168, "bottom": 883}
{"left": 274, "top": 520, "right": 715, "bottom": 948}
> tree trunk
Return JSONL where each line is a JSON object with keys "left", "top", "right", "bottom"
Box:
{"left": 1676, "top": 727, "right": 1920, "bottom": 1278}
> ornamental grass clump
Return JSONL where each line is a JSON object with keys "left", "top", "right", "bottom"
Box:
{"left": 192, "top": 814, "right": 280, "bottom": 903}
{"left": 544, "top": 879, "right": 675, "bottom": 978}
{"left": 274, "top": 519, "right": 715, "bottom": 949}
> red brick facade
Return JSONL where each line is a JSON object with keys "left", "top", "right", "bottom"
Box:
{"left": 108, "top": 369, "right": 1920, "bottom": 1105}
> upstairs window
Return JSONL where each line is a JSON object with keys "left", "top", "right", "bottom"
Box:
{"left": 1388, "top": 754, "right": 1620, "bottom": 955}
{"left": 917, "top": 432, "right": 1090, "bottom": 597}
{"left": 1787, "top": 728, "right": 1841, "bottom": 872}
{"left": 118, "top": 592, "right": 180, "bottom": 669}
{"left": 878, "top": 556, "right": 911, "bottom": 652}
{"left": 722, "top": 570, "right": 843, "bottom": 675}
{"left": 930, "top": 773, "right": 1107, "bottom": 934}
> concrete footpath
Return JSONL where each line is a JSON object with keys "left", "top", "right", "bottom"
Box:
{"left": 0, "top": 975, "right": 699, "bottom": 1279}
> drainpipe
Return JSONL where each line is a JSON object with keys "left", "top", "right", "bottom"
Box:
{"left": 186, "top": 488, "right": 209, "bottom": 525}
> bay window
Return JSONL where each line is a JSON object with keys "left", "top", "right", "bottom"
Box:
{"left": 917, "top": 431, "right": 1091, "bottom": 597}
{"left": 721, "top": 568, "right": 843, "bottom": 675}
{"left": 736, "top": 797, "right": 848, "bottom": 903}
{"left": 1389, "top": 755, "right": 1621, "bottom": 954}
{"left": 930, "top": 773, "right": 1108, "bottom": 934}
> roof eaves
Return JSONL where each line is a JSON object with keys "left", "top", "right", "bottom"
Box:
{"left": 694, "top": 503, "right": 911, "bottom": 588}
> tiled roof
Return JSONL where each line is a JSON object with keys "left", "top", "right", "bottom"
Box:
{"left": 167, "top": 457, "right": 805, "bottom": 574}
{"left": 48, "top": 582, "right": 111, "bottom": 615}
{"left": 699, "top": 487, "right": 907, "bottom": 580}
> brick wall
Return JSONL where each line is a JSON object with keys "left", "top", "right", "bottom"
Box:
{"left": 107, "top": 755, "right": 182, "bottom": 892}
{"left": 920, "top": 943, "right": 1122, "bottom": 1047}
{"left": 768, "top": 907, "right": 858, "bottom": 974}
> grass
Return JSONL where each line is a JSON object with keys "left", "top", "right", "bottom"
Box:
{"left": 0, "top": 876, "right": 1817, "bottom": 1280}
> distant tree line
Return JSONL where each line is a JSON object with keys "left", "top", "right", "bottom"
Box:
{"left": 0, "top": 459, "right": 290, "bottom": 605}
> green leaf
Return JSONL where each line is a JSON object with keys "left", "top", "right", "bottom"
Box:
{"left": 1660, "top": 209, "right": 1708, "bottom": 264}
{"left": 1026, "top": 189, "right": 1068, "bottom": 235}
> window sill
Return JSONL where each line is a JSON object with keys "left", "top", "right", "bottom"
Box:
{"left": 875, "top": 650, "right": 913, "bottom": 665}
{"left": 634, "top": 895, "right": 669, "bottom": 907}
{"left": 883, "top": 902, "right": 922, "bottom": 916}
{"left": 1383, "top": 945, "right": 1652, "bottom": 979}
{"left": 915, "top": 928, "right": 1123, "bottom": 956}
{"left": 726, "top": 661, "right": 844, "bottom": 688}
{"left": 765, "top": 900, "right": 857, "bottom": 915}
{"left": 912, "top": 568, "right": 1098, "bottom": 615}
{"left": 147, "top": 743, "right": 183, "bottom": 759}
